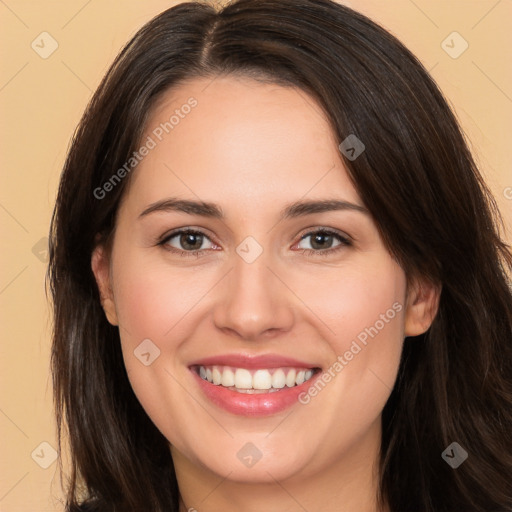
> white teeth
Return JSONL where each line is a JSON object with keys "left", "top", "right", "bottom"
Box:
{"left": 197, "top": 365, "right": 316, "bottom": 391}
{"left": 253, "top": 369, "right": 273, "bottom": 389}
{"left": 212, "top": 367, "right": 222, "bottom": 385}
{"left": 285, "top": 369, "right": 296, "bottom": 387}
{"left": 271, "top": 369, "right": 286, "bottom": 389}
{"left": 221, "top": 368, "right": 235, "bottom": 387}
{"left": 234, "top": 368, "right": 252, "bottom": 389}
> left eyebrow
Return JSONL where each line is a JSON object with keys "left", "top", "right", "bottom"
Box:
{"left": 280, "top": 199, "right": 369, "bottom": 219}
{"left": 138, "top": 197, "right": 369, "bottom": 220}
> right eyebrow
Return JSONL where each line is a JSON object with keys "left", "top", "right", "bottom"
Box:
{"left": 138, "top": 198, "right": 224, "bottom": 219}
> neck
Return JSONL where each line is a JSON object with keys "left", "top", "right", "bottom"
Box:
{"left": 174, "top": 418, "right": 388, "bottom": 512}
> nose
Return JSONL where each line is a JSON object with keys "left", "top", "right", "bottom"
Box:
{"left": 212, "top": 252, "right": 295, "bottom": 341}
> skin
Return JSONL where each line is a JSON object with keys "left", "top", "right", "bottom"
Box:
{"left": 92, "top": 75, "right": 440, "bottom": 512}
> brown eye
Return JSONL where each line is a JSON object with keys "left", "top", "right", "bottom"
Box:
{"left": 296, "top": 229, "right": 351, "bottom": 256}
{"left": 159, "top": 229, "right": 215, "bottom": 255}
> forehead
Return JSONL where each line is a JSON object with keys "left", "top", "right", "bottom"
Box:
{"left": 122, "top": 75, "right": 362, "bottom": 216}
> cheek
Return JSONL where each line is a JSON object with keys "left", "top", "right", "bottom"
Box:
{"left": 293, "top": 255, "right": 406, "bottom": 350}
{"left": 111, "top": 254, "right": 214, "bottom": 342}
{"left": 109, "top": 255, "right": 220, "bottom": 419}
{"left": 109, "top": 256, "right": 205, "bottom": 440}
{"left": 294, "top": 255, "right": 406, "bottom": 417}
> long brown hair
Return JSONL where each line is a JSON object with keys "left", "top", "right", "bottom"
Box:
{"left": 48, "top": 1, "right": 512, "bottom": 510}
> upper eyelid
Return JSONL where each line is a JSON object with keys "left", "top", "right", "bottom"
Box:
{"left": 297, "top": 227, "right": 351, "bottom": 241}
{"left": 160, "top": 227, "right": 218, "bottom": 245}
{"left": 160, "top": 226, "right": 352, "bottom": 248}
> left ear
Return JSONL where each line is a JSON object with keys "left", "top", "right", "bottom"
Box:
{"left": 91, "top": 243, "right": 119, "bottom": 326}
{"left": 404, "top": 276, "right": 441, "bottom": 337}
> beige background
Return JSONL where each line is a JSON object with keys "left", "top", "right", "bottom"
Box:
{"left": 1, "top": 1, "right": 511, "bottom": 510}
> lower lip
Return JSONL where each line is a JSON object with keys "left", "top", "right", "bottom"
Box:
{"left": 191, "top": 368, "right": 320, "bottom": 416}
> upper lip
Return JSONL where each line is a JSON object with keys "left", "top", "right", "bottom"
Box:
{"left": 190, "top": 353, "right": 321, "bottom": 369}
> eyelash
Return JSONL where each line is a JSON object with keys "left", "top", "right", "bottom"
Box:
{"left": 157, "top": 228, "right": 352, "bottom": 259}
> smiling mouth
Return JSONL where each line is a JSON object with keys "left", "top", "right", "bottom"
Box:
{"left": 192, "top": 365, "right": 321, "bottom": 394}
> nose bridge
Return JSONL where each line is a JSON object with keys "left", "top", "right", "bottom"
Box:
{"left": 212, "top": 247, "right": 294, "bottom": 340}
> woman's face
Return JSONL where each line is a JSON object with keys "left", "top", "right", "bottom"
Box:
{"left": 93, "top": 75, "right": 436, "bottom": 485}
